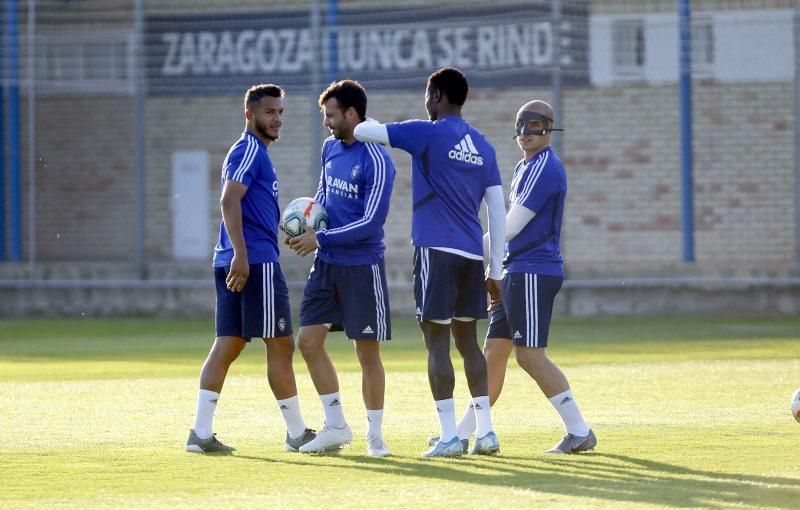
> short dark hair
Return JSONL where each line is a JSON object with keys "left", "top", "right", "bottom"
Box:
{"left": 245, "top": 84, "right": 284, "bottom": 110}
{"left": 427, "top": 67, "right": 469, "bottom": 106}
{"left": 318, "top": 80, "right": 367, "bottom": 121}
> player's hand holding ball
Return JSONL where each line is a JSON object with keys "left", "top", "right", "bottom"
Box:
{"left": 281, "top": 197, "right": 327, "bottom": 257}
{"left": 289, "top": 227, "right": 318, "bottom": 257}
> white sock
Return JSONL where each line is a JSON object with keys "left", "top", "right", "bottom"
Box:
{"left": 472, "top": 395, "right": 494, "bottom": 437}
{"left": 277, "top": 395, "right": 307, "bottom": 439}
{"left": 548, "top": 389, "right": 591, "bottom": 436}
{"left": 456, "top": 400, "right": 476, "bottom": 440}
{"left": 366, "top": 409, "right": 383, "bottom": 438}
{"left": 320, "top": 391, "right": 347, "bottom": 429}
{"left": 434, "top": 398, "right": 457, "bottom": 442}
{"left": 193, "top": 389, "right": 219, "bottom": 439}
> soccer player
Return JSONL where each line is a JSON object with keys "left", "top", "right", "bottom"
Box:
{"left": 287, "top": 80, "right": 396, "bottom": 456}
{"left": 186, "top": 84, "right": 315, "bottom": 454}
{"left": 454, "top": 100, "right": 596, "bottom": 454}
{"left": 354, "top": 67, "right": 506, "bottom": 457}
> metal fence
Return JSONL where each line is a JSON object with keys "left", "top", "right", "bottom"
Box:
{"left": 1, "top": 0, "right": 799, "bottom": 316}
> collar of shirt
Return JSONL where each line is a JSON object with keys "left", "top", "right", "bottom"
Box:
{"left": 436, "top": 115, "right": 464, "bottom": 124}
{"left": 243, "top": 130, "right": 268, "bottom": 150}
{"left": 524, "top": 145, "right": 552, "bottom": 164}
{"left": 336, "top": 138, "right": 363, "bottom": 151}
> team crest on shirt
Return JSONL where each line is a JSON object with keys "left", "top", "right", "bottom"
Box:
{"left": 278, "top": 317, "right": 286, "bottom": 332}
{"left": 351, "top": 164, "right": 360, "bottom": 179}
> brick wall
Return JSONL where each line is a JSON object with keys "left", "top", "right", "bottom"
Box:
{"left": 19, "top": 96, "right": 137, "bottom": 261}
{"left": 23, "top": 78, "right": 796, "bottom": 277}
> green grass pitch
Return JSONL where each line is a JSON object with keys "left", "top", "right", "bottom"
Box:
{"left": 1, "top": 315, "right": 799, "bottom": 508}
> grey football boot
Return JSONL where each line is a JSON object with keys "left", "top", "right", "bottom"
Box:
{"left": 545, "top": 430, "right": 597, "bottom": 454}
{"left": 185, "top": 429, "right": 236, "bottom": 453}
{"left": 427, "top": 435, "right": 469, "bottom": 454}
{"left": 421, "top": 436, "right": 465, "bottom": 458}
{"left": 284, "top": 428, "right": 317, "bottom": 452}
{"left": 468, "top": 431, "right": 500, "bottom": 455}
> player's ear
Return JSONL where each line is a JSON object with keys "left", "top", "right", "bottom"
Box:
{"left": 244, "top": 108, "right": 253, "bottom": 121}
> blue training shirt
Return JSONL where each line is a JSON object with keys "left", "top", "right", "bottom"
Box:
{"left": 212, "top": 131, "right": 281, "bottom": 268}
{"left": 504, "top": 146, "right": 566, "bottom": 277}
{"left": 386, "top": 116, "right": 502, "bottom": 257}
{"left": 313, "top": 136, "right": 395, "bottom": 266}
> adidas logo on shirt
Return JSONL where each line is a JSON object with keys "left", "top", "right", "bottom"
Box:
{"left": 513, "top": 331, "right": 522, "bottom": 339}
{"left": 448, "top": 134, "right": 484, "bottom": 165}
{"left": 362, "top": 325, "right": 374, "bottom": 334}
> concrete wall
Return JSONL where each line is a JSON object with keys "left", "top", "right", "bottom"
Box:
{"left": 2, "top": 277, "right": 798, "bottom": 317}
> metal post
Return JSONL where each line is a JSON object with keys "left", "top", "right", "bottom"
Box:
{"left": 309, "top": 0, "right": 322, "bottom": 190}
{"left": 134, "top": 0, "right": 145, "bottom": 278}
{"left": 795, "top": 0, "right": 800, "bottom": 275}
{"left": 551, "top": 0, "right": 563, "bottom": 156}
{"left": 0, "top": 7, "right": 6, "bottom": 261}
{"left": 325, "top": 0, "right": 338, "bottom": 84}
{"left": 678, "top": 0, "right": 695, "bottom": 262}
{"left": 6, "top": 0, "right": 21, "bottom": 262}
{"left": 26, "top": 0, "right": 35, "bottom": 277}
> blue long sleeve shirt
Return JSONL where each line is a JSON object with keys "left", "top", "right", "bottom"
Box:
{"left": 314, "top": 136, "right": 396, "bottom": 265}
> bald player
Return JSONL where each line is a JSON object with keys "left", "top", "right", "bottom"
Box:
{"left": 452, "top": 100, "right": 596, "bottom": 454}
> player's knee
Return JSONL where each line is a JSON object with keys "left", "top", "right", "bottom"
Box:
{"left": 297, "top": 336, "right": 319, "bottom": 360}
{"left": 355, "top": 344, "right": 381, "bottom": 367}
{"left": 267, "top": 338, "right": 295, "bottom": 361}
{"left": 427, "top": 340, "right": 451, "bottom": 359}
{"left": 209, "top": 338, "right": 245, "bottom": 364}
{"left": 483, "top": 339, "right": 503, "bottom": 356}
{"left": 515, "top": 347, "right": 547, "bottom": 371}
{"left": 453, "top": 336, "right": 479, "bottom": 356}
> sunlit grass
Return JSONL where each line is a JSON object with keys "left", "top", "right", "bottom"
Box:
{"left": 1, "top": 316, "right": 799, "bottom": 508}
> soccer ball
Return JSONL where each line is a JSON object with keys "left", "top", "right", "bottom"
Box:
{"left": 281, "top": 197, "right": 328, "bottom": 238}
{"left": 792, "top": 388, "right": 800, "bottom": 423}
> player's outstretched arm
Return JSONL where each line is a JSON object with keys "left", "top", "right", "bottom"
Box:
{"left": 354, "top": 119, "right": 390, "bottom": 145}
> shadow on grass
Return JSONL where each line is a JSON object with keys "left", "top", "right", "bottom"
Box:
{"left": 234, "top": 451, "right": 799, "bottom": 508}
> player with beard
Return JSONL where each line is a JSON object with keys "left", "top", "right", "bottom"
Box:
{"left": 186, "top": 84, "right": 315, "bottom": 454}
{"left": 287, "top": 80, "right": 396, "bottom": 456}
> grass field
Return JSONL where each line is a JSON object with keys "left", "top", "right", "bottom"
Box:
{"left": 1, "top": 315, "right": 799, "bottom": 509}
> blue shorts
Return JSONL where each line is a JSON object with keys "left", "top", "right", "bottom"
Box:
{"left": 486, "top": 273, "right": 563, "bottom": 347}
{"left": 214, "top": 262, "right": 293, "bottom": 340}
{"left": 413, "top": 247, "right": 488, "bottom": 322}
{"left": 299, "top": 257, "right": 391, "bottom": 341}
